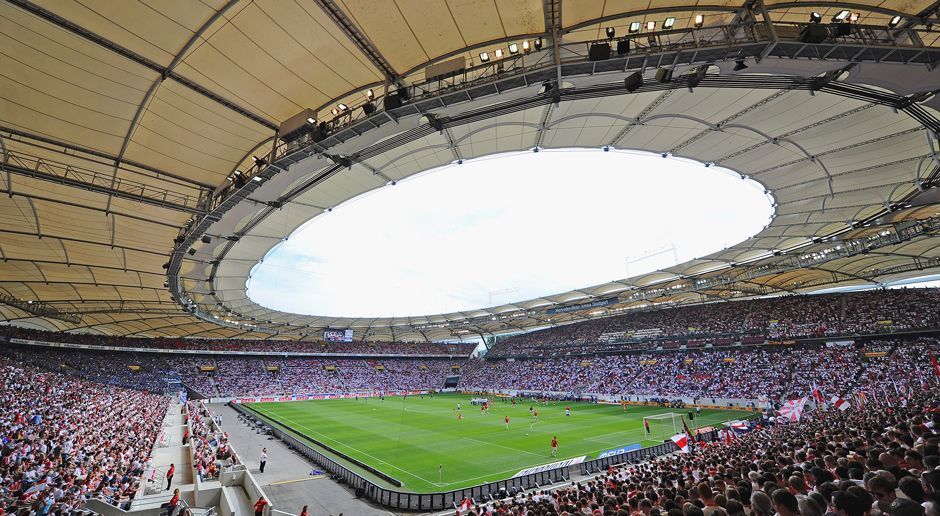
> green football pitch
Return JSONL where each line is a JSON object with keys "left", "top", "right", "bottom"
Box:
{"left": 245, "top": 393, "right": 747, "bottom": 493}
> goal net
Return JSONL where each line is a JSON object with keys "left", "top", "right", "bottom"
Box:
{"left": 644, "top": 413, "right": 684, "bottom": 441}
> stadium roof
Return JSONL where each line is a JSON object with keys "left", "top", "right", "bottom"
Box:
{"left": 2, "top": 0, "right": 940, "bottom": 341}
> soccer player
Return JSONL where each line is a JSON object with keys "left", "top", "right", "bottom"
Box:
{"left": 504, "top": 415, "right": 510, "bottom": 429}
{"left": 457, "top": 402, "right": 461, "bottom": 411}
{"left": 565, "top": 406, "right": 571, "bottom": 417}
{"left": 550, "top": 436, "right": 558, "bottom": 457}
{"left": 533, "top": 410, "right": 538, "bottom": 422}
{"left": 621, "top": 400, "right": 627, "bottom": 412}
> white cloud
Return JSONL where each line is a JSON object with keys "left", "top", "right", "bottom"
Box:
{"left": 248, "top": 149, "right": 773, "bottom": 317}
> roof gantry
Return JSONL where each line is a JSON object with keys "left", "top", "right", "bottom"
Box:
{"left": 2, "top": 0, "right": 940, "bottom": 339}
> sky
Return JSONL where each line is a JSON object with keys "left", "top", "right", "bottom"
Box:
{"left": 247, "top": 148, "right": 775, "bottom": 318}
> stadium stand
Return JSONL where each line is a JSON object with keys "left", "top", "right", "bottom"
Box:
{"left": 1, "top": 328, "right": 475, "bottom": 356}
{"left": 0, "top": 355, "right": 168, "bottom": 513}
{"left": 488, "top": 289, "right": 940, "bottom": 357}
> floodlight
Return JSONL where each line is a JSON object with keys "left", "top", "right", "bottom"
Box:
{"left": 663, "top": 17, "right": 676, "bottom": 29}
{"left": 508, "top": 43, "right": 519, "bottom": 54}
{"left": 533, "top": 37, "right": 543, "bottom": 50}
{"left": 849, "top": 12, "right": 859, "bottom": 22}
{"left": 629, "top": 21, "right": 641, "bottom": 33}
{"left": 479, "top": 51, "right": 490, "bottom": 62}
{"left": 694, "top": 14, "right": 704, "bottom": 27}
{"left": 833, "top": 10, "right": 850, "bottom": 21}
{"left": 809, "top": 12, "right": 822, "bottom": 23}
{"left": 337, "top": 103, "right": 348, "bottom": 112}
{"left": 251, "top": 155, "right": 265, "bottom": 167}
{"left": 494, "top": 48, "right": 504, "bottom": 59}
{"left": 522, "top": 40, "right": 530, "bottom": 51}
{"left": 306, "top": 117, "right": 316, "bottom": 125}
{"left": 330, "top": 107, "right": 339, "bottom": 116}
{"left": 606, "top": 27, "right": 615, "bottom": 38}
{"left": 889, "top": 15, "right": 902, "bottom": 26}
{"left": 366, "top": 88, "right": 374, "bottom": 99}
{"left": 647, "top": 21, "right": 656, "bottom": 30}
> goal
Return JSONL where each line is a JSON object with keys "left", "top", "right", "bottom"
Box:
{"left": 643, "top": 412, "right": 684, "bottom": 440}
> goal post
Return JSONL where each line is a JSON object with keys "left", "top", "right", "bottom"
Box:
{"left": 643, "top": 412, "right": 684, "bottom": 441}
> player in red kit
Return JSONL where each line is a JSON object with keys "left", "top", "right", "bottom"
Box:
{"left": 550, "top": 436, "right": 558, "bottom": 457}
{"left": 565, "top": 406, "right": 571, "bottom": 417}
{"left": 504, "top": 415, "right": 510, "bottom": 429}
{"left": 532, "top": 410, "right": 538, "bottom": 422}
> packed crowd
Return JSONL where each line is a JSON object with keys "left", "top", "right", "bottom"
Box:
{"left": 460, "top": 382, "right": 940, "bottom": 515}
{"left": 186, "top": 401, "right": 238, "bottom": 482}
{"left": 0, "top": 355, "right": 168, "bottom": 514}
{"left": 1, "top": 327, "right": 474, "bottom": 356}
{"left": 491, "top": 289, "right": 940, "bottom": 357}
{"left": 0, "top": 346, "right": 459, "bottom": 398}
{"left": 461, "top": 339, "right": 939, "bottom": 402}
{"left": 182, "top": 357, "right": 458, "bottom": 397}
{"left": 2, "top": 336, "right": 937, "bottom": 402}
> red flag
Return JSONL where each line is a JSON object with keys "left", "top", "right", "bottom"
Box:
{"left": 671, "top": 433, "right": 690, "bottom": 452}
{"left": 812, "top": 383, "right": 824, "bottom": 404}
{"left": 931, "top": 354, "right": 940, "bottom": 379}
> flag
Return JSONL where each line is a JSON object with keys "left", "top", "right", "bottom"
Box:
{"left": 726, "top": 420, "right": 749, "bottom": 432}
{"left": 812, "top": 383, "right": 824, "bottom": 404}
{"left": 778, "top": 397, "right": 808, "bottom": 422}
{"left": 830, "top": 396, "right": 850, "bottom": 411}
{"left": 671, "top": 433, "right": 690, "bottom": 452}
{"left": 456, "top": 497, "right": 473, "bottom": 515}
{"left": 644, "top": 418, "right": 650, "bottom": 435}
{"left": 931, "top": 354, "right": 940, "bottom": 379}
{"left": 682, "top": 416, "right": 695, "bottom": 439}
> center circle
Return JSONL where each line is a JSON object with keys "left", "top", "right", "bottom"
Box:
{"left": 247, "top": 148, "right": 774, "bottom": 318}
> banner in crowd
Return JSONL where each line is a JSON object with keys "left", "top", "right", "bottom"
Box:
{"left": 546, "top": 298, "right": 617, "bottom": 315}
{"left": 597, "top": 443, "right": 642, "bottom": 459}
{"left": 778, "top": 397, "right": 808, "bottom": 422}
{"left": 232, "top": 390, "right": 428, "bottom": 404}
{"left": 512, "top": 456, "right": 586, "bottom": 477}
{"left": 671, "top": 433, "right": 690, "bottom": 452}
{"left": 830, "top": 396, "right": 850, "bottom": 411}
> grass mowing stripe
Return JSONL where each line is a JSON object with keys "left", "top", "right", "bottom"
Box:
{"left": 248, "top": 393, "right": 750, "bottom": 493}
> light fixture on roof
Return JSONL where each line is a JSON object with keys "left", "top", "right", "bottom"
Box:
{"left": 494, "top": 48, "right": 504, "bottom": 59}
{"left": 833, "top": 10, "right": 850, "bottom": 22}
{"left": 306, "top": 117, "right": 316, "bottom": 125}
{"left": 366, "top": 88, "right": 375, "bottom": 100}
{"left": 508, "top": 43, "right": 519, "bottom": 54}
{"left": 606, "top": 27, "right": 616, "bottom": 38}
{"left": 694, "top": 14, "right": 704, "bottom": 27}
{"left": 809, "top": 12, "right": 822, "bottom": 23}
{"left": 522, "top": 40, "right": 530, "bottom": 51}
{"left": 646, "top": 21, "right": 656, "bottom": 30}
{"left": 629, "top": 21, "right": 641, "bottom": 33}
{"left": 337, "top": 103, "right": 348, "bottom": 112}
{"left": 479, "top": 51, "right": 490, "bottom": 62}
{"left": 663, "top": 17, "right": 676, "bottom": 29}
{"left": 331, "top": 107, "right": 339, "bottom": 116}
{"left": 533, "top": 37, "right": 543, "bottom": 50}
{"left": 849, "top": 12, "right": 859, "bottom": 22}
{"left": 251, "top": 155, "right": 265, "bottom": 167}
{"left": 889, "top": 15, "right": 902, "bottom": 26}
